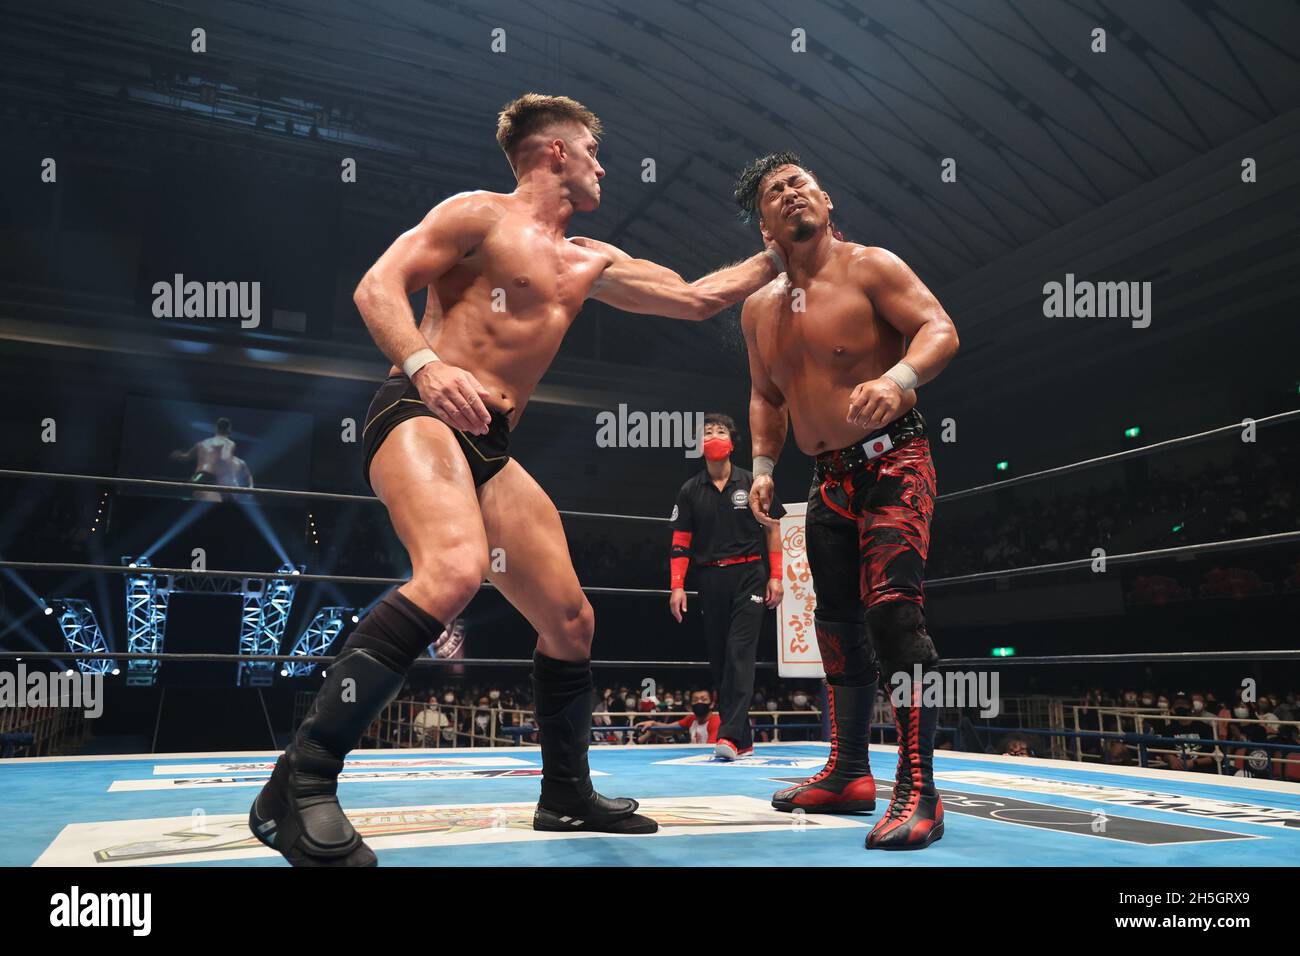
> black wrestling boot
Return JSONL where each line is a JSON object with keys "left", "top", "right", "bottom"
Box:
{"left": 867, "top": 682, "right": 943, "bottom": 850}
{"left": 772, "top": 680, "right": 877, "bottom": 814}
{"left": 531, "top": 651, "right": 658, "bottom": 834}
{"left": 250, "top": 648, "right": 404, "bottom": 866}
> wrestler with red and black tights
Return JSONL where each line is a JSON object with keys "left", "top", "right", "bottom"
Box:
{"left": 735, "top": 151, "right": 959, "bottom": 849}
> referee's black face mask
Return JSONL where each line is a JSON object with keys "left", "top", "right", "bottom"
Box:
{"left": 692, "top": 703, "right": 711, "bottom": 719}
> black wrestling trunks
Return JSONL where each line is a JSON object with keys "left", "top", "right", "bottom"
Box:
{"left": 361, "top": 373, "right": 511, "bottom": 491}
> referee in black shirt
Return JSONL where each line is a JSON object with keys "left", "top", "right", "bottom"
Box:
{"left": 668, "top": 412, "right": 785, "bottom": 760}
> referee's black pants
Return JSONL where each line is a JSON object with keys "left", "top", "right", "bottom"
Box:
{"left": 698, "top": 561, "right": 767, "bottom": 751}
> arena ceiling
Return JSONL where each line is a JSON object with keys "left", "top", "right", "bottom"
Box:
{"left": 4, "top": 0, "right": 1297, "bottom": 283}
{"left": 1, "top": 0, "right": 1297, "bottom": 470}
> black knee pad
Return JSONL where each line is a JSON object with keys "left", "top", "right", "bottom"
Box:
{"left": 342, "top": 589, "right": 445, "bottom": 674}
{"left": 813, "top": 615, "right": 879, "bottom": 687}
{"left": 866, "top": 601, "right": 937, "bottom": 674}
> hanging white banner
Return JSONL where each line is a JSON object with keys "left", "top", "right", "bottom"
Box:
{"left": 775, "top": 502, "right": 824, "bottom": 678}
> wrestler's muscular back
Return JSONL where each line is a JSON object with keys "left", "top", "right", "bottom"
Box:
{"left": 386, "top": 192, "right": 608, "bottom": 424}
{"left": 748, "top": 243, "right": 909, "bottom": 455}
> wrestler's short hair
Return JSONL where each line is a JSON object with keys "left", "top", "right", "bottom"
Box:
{"left": 703, "top": 411, "right": 737, "bottom": 444}
{"left": 215, "top": 417, "right": 231, "bottom": 435}
{"left": 496, "top": 93, "right": 603, "bottom": 165}
{"left": 734, "top": 151, "right": 823, "bottom": 221}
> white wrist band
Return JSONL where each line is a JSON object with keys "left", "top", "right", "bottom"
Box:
{"left": 402, "top": 348, "right": 440, "bottom": 379}
{"left": 883, "top": 361, "right": 919, "bottom": 392}
{"left": 753, "top": 455, "right": 776, "bottom": 477}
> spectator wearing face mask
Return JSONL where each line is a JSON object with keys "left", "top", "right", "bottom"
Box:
{"left": 1230, "top": 707, "right": 1274, "bottom": 778}
{"left": 756, "top": 697, "right": 781, "bottom": 743}
{"left": 635, "top": 689, "right": 720, "bottom": 745}
{"left": 1164, "top": 692, "right": 1216, "bottom": 773}
{"left": 412, "top": 694, "right": 451, "bottom": 746}
{"left": 1203, "top": 691, "right": 1221, "bottom": 717}
{"left": 591, "top": 692, "right": 620, "bottom": 744}
{"left": 1187, "top": 693, "right": 1214, "bottom": 739}
{"left": 784, "top": 689, "right": 817, "bottom": 742}
{"left": 470, "top": 696, "right": 494, "bottom": 745}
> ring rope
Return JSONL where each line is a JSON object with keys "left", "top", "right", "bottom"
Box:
{"left": 1, "top": 408, "right": 1295, "bottom": 518}
{"left": 4, "top": 649, "right": 1296, "bottom": 666}
{"left": 3, "top": 529, "right": 1292, "bottom": 593}
{"left": 0, "top": 468, "right": 667, "bottom": 523}
{"left": 937, "top": 408, "right": 1299, "bottom": 503}
{"left": 0, "top": 651, "right": 768, "bottom": 668}
{"left": 0, "top": 561, "right": 689, "bottom": 596}
{"left": 924, "top": 530, "right": 1300, "bottom": 589}
{"left": 935, "top": 649, "right": 1300, "bottom": 667}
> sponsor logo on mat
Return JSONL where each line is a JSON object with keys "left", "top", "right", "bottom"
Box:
{"left": 111, "top": 767, "right": 593, "bottom": 792}
{"left": 152, "top": 757, "right": 531, "bottom": 775}
{"left": 937, "top": 771, "right": 1300, "bottom": 830}
{"left": 656, "top": 754, "right": 827, "bottom": 769}
{"left": 36, "top": 796, "right": 859, "bottom": 866}
{"left": 769, "top": 777, "right": 1261, "bottom": 845}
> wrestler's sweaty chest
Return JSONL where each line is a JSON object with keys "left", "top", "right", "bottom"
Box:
{"left": 764, "top": 281, "right": 883, "bottom": 384}
{"left": 475, "top": 224, "right": 602, "bottom": 317}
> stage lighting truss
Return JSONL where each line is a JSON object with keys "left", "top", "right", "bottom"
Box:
{"left": 283, "top": 606, "right": 350, "bottom": 677}
{"left": 236, "top": 563, "right": 302, "bottom": 687}
{"left": 122, "top": 556, "right": 169, "bottom": 687}
{"left": 50, "top": 598, "right": 115, "bottom": 675}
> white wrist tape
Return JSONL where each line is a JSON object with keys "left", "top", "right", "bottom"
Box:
{"left": 402, "top": 348, "right": 440, "bottom": 379}
{"left": 753, "top": 455, "right": 776, "bottom": 477}
{"left": 883, "top": 361, "right": 919, "bottom": 392}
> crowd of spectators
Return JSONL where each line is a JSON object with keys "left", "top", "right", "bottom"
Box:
{"left": 999, "top": 685, "right": 1300, "bottom": 781}
{"left": 367, "top": 677, "right": 1300, "bottom": 782}
{"left": 369, "top": 678, "right": 824, "bottom": 749}
{"left": 928, "top": 445, "right": 1298, "bottom": 579}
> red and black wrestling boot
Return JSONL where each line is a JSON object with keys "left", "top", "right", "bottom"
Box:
{"left": 867, "top": 688, "right": 943, "bottom": 849}
{"left": 771, "top": 681, "right": 876, "bottom": 814}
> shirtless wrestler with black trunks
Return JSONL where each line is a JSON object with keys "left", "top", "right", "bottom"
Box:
{"left": 248, "top": 94, "right": 785, "bottom": 866}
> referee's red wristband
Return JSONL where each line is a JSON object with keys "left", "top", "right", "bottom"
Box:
{"left": 769, "top": 550, "right": 783, "bottom": 580}
{"left": 670, "top": 555, "right": 689, "bottom": 590}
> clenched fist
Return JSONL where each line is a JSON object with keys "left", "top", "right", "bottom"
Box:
{"left": 846, "top": 377, "right": 905, "bottom": 431}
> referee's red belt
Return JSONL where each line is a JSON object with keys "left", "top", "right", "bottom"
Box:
{"left": 698, "top": 554, "right": 762, "bottom": 568}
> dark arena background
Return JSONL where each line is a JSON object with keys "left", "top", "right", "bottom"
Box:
{"left": 0, "top": 0, "right": 1297, "bottom": 917}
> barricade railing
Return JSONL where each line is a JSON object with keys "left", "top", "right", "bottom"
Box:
{"left": 1069, "top": 705, "right": 1300, "bottom": 777}
{"left": 0, "top": 701, "right": 89, "bottom": 757}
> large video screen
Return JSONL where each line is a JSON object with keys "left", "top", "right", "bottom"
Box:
{"left": 118, "top": 396, "right": 314, "bottom": 492}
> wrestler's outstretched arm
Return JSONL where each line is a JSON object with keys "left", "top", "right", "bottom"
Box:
{"left": 573, "top": 236, "right": 782, "bottom": 321}
{"left": 353, "top": 192, "right": 501, "bottom": 435}
{"left": 845, "top": 246, "right": 958, "bottom": 430}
